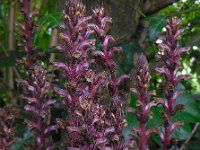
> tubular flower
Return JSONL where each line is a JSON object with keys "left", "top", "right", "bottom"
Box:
{"left": 154, "top": 18, "right": 190, "bottom": 150}
{"left": 129, "top": 54, "right": 157, "bottom": 150}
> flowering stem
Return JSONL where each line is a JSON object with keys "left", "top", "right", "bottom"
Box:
{"left": 19, "top": 0, "right": 57, "bottom": 149}
{"left": 129, "top": 54, "right": 157, "bottom": 150}
{"left": 140, "top": 122, "right": 147, "bottom": 150}
{"left": 155, "top": 18, "right": 190, "bottom": 149}
{"left": 22, "top": 0, "right": 34, "bottom": 70}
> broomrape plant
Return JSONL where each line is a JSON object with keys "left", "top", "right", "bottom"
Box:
{"left": 0, "top": 0, "right": 190, "bottom": 150}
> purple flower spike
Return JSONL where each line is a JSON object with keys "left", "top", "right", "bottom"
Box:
{"left": 20, "top": 65, "right": 57, "bottom": 149}
{"left": 155, "top": 18, "right": 190, "bottom": 150}
{"left": 129, "top": 54, "right": 157, "bottom": 150}
{"left": 54, "top": 1, "right": 129, "bottom": 149}
{"left": 91, "top": 5, "right": 129, "bottom": 149}
{"left": 19, "top": 0, "right": 57, "bottom": 149}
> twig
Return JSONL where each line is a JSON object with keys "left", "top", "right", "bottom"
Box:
{"left": 7, "top": 1, "right": 15, "bottom": 104}
{"left": 180, "top": 123, "right": 200, "bottom": 150}
{"left": 143, "top": 0, "right": 176, "bottom": 15}
{"left": 49, "top": 28, "right": 58, "bottom": 63}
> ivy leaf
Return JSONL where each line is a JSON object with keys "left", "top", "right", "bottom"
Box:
{"left": 33, "top": 12, "right": 63, "bottom": 49}
{"left": 145, "top": 16, "right": 166, "bottom": 41}
{"left": 174, "top": 93, "right": 200, "bottom": 123}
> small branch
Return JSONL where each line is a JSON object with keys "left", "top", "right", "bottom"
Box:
{"left": 49, "top": 28, "right": 58, "bottom": 63}
{"left": 143, "top": 0, "right": 177, "bottom": 16}
{"left": 180, "top": 123, "right": 200, "bottom": 150}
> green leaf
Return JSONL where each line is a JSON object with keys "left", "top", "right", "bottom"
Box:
{"left": 118, "top": 41, "right": 140, "bottom": 74}
{"left": 145, "top": 16, "right": 166, "bottom": 41}
{"left": 33, "top": 12, "right": 63, "bottom": 48}
{"left": 0, "top": 51, "right": 25, "bottom": 67}
{"left": 174, "top": 93, "right": 200, "bottom": 123}
{"left": 172, "top": 122, "right": 191, "bottom": 140}
{"left": 10, "top": 128, "right": 33, "bottom": 150}
{"left": 123, "top": 93, "right": 138, "bottom": 140}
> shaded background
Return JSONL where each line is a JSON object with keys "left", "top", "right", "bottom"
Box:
{"left": 0, "top": 0, "right": 200, "bottom": 149}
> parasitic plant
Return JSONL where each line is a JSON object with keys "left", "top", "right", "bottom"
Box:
{"left": 154, "top": 18, "right": 190, "bottom": 150}
{"left": 19, "top": 65, "right": 57, "bottom": 149}
{"left": 129, "top": 54, "right": 157, "bottom": 150}
{"left": 54, "top": 0, "right": 109, "bottom": 148}
{"left": 91, "top": 6, "right": 129, "bottom": 149}
{"left": 54, "top": 0, "right": 128, "bottom": 149}
{"left": 18, "top": 0, "right": 57, "bottom": 149}
{"left": 18, "top": 0, "right": 36, "bottom": 70}
{"left": 8, "top": 0, "right": 192, "bottom": 149}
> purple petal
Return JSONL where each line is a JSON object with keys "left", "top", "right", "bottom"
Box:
{"left": 155, "top": 53, "right": 164, "bottom": 60}
{"left": 85, "top": 29, "right": 95, "bottom": 37}
{"left": 88, "top": 23, "right": 100, "bottom": 33}
{"left": 43, "top": 100, "right": 56, "bottom": 108}
{"left": 92, "top": 116, "right": 100, "bottom": 124}
{"left": 175, "top": 74, "right": 191, "bottom": 86}
{"left": 77, "top": 39, "right": 96, "bottom": 50}
{"left": 155, "top": 66, "right": 166, "bottom": 74}
{"left": 37, "top": 137, "right": 42, "bottom": 145}
{"left": 171, "top": 89, "right": 183, "bottom": 103}
{"left": 103, "top": 35, "right": 114, "bottom": 53}
{"left": 17, "top": 79, "right": 35, "bottom": 92}
{"left": 24, "top": 105, "right": 35, "bottom": 112}
{"left": 67, "top": 126, "right": 81, "bottom": 133}
{"left": 174, "top": 29, "right": 184, "bottom": 39}
{"left": 148, "top": 90, "right": 156, "bottom": 97}
{"left": 176, "top": 46, "right": 190, "bottom": 55}
{"left": 150, "top": 127, "right": 164, "bottom": 142}
{"left": 154, "top": 97, "right": 165, "bottom": 105}
{"left": 130, "top": 88, "right": 138, "bottom": 94}
{"left": 76, "top": 16, "right": 92, "bottom": 28}
{"left": 44, "top": 125, "right": 58, "bottom": 134}
{"left": 22, "top": 97, "right": 37, "bottom": 103}
{"left": 116, "top": 74, "right": 129, "bottom": 86}
{"left": 170, "top": 121, "right": 183, "bottom": 133}
{"left": 60, "top": 23, "right": 66, "bottom": 29}
{"left": 56, "top": 45, "right": 65, "bottom": 51}
{"left": 127, "top": 107, "right": 137, "bottom": 115}
{"left": 25, "top": 119, "right": 39, "bottom": 129}
{"left": 101, "top": 16, "right": 112, "bottom": 27}
{"left": 54, "top": 87, "right": 72, "bottom": 103}
{"left": 159, "top": 43, "right": 171, "bottom": 52}
{"left": 93, "top": 51, "right": 105, "bottom": 58}
{"left": 104, "top": 127, "right": 115, "bottom": 135}
{"left": 53, "top": 62, "right": 69, "bottom": 72}
{"left": 59, "top": 33, "right": 71, "bottom": 43}
{"left": 95, "top": 137, "right": 107, "bottom": 146}
{"left": 132, "top": 127, "right": 140, "bottom": 133}
{"left": 144, "top": 101, "right": 158, "bottom": 112}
